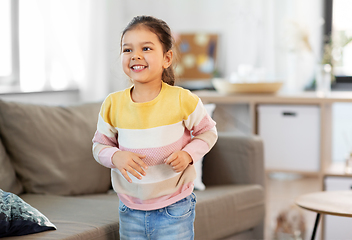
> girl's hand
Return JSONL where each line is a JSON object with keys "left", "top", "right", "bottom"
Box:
{"left": 165, "top": 151, "right": 193, "bottom": 173}
{"left": 112, "top": 151, "right": 148, "bottom": 183}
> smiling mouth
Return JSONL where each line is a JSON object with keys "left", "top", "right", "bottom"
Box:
{"left": 131, "top": 65, "right": 147, "bottom": 71}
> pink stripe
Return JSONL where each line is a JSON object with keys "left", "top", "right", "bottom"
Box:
{"left": 98, "top": 147, "right": 119, "bottom": 168}
{"left": 119, "top": 130, "right": 192, "bottom": 166}
{"left": 182, "top": 139, "right": 210, "bottom": 164}
{"left": 118, "top": 182, "right": 194, "bottom": 210}
{"left": 192, "top": 114, "right": 216, "bottom": 136}
{"left": 92, "top": 130, "right": 118, "bottom": 147}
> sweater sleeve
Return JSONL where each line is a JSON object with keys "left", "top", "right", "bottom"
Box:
{"left": 180, "top": 90, "right": 218, "bottom": 163}
{"left": 92, "top": 95, "right": 120, "bottom": 169}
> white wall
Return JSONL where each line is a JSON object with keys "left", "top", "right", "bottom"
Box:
{"left": 0, "top": 0, "right": 325, "bottom": 103}
{"left": 105, "top": 0, "right": 324, "bottom": 93}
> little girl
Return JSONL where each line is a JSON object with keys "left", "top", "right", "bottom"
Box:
{"left": 92, "top": 15, "right": 217, "bottom": 240}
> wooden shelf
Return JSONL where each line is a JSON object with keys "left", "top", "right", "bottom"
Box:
{"left": 324, "top": 162, "right": 352, "bottom": 178}
{"left": 194, "top": 90, "right": 352, "bottom": 104}
{"left": 194, "top": 90, "right": 352, "bottom": 177}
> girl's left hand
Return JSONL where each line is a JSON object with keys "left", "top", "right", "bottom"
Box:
{"left": 165, "top": 151, "right": 193, "bottom": 173}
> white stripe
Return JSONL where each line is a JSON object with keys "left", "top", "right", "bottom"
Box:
{"left": 97, "top": 114, "right": 118, "bottom": 138}
{"left": 112, "top": 164, "right": 181, "bottom": 184}
{"left": 117, "top": 121, "right": 185, "bottom": 149}
{"left": 184, "top": 100, "right": 207, "bottom": 130}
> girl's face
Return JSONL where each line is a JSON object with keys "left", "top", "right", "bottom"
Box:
{"left": 121, "top": 27, "right": 172, "bottom": 85}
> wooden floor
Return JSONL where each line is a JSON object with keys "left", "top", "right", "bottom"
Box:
{"left": 265, "top": 173, "right": 322, "bottom": 240}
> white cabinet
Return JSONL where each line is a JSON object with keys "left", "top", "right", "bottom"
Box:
{"left": 258, "top": 104, "right": 320, "bottom": 172}
{"left": 324, "top": 176, "right": 352, "bottom": 240}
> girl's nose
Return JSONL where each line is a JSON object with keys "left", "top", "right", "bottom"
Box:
{"left": 131, "top": 54, "right": 142, "bottom": 60}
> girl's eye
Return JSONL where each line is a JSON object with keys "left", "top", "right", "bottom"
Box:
{"left": 143, "top": 47, "right": 151, "bottom": 51}
{"left": 123, "top": 49, "right": 132, "bottom": 53}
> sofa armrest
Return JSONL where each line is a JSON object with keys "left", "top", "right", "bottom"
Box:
{"left": 202, "top": 132, "right": 265, "bottom": 189}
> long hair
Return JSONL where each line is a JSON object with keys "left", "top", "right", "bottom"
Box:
{"left": 121, "top": 16, "right": 176, "bottom": 86}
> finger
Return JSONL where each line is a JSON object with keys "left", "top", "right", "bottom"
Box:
{"left": 130, "top": 161, "right": 146, "bottom": 176}
{"left": 173, "top": 164, "right": 185, "bottom": 173}
{"left": 120, "top": 168, "right": 132, "bottom": 183}
{"left": 170, "top": 158, "right": 181, "bottom": 167}
{"left": 135, "top": 153, "right": 146, "bottom": 159}
{"left": 165, "top": 152, "right": 178, "bottom": 164}
{"left": 133, "top": 155, "right": 148, "bottom": 170}
{"left": 126, "top": 166, "right": 143, "bottom": 180}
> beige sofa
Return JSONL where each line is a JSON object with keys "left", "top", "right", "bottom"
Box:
{"left": 0, "top": 99, "right": 265, "bottom": 240}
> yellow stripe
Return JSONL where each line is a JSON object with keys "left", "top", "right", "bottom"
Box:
{"left": 99, "top": 82, "right": 199, "bottom": 129}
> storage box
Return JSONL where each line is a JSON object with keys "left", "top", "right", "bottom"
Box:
{"left": 258, "top": 104, "right": 320, "bottom": 172}
{"left": 324, "top": 176, "right": 352, "bottom": 239}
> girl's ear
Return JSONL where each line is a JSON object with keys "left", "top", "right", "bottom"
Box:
{"left": 163, "top": 50, "right": 173, "bottom": 69}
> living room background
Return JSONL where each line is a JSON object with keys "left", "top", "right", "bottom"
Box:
{"left": 1, "top": 0, "right": 324, "bottom": 102}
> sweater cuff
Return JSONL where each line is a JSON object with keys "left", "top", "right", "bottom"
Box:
{"left": 182, "top": 139, "right": 210, "bottom": 164}
{"left": 99, "top": 147, "right": 120, "bottom": 168}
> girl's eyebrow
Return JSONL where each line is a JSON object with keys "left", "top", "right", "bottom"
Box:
{"left": 122, "top": 41, "right": 155, "bottom": 47}
{"left": 142, "top": 41, "right": 155, "bottom": 45}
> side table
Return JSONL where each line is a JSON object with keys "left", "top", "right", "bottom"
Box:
{"left": 295, "top": 191, "right": 352, "bottom": 240}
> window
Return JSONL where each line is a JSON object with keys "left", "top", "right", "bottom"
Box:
{"left": 0, "top": 0, "right": 18, "bottom": 85}
{"left": 324, "top": 0, "right": 352, "bottom": 84}
{"left": 1, "top": 0, "right": 85, "bottom": 92}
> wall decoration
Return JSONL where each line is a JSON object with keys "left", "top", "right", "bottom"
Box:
{"left": 174, "top": 33, "right": 218, "bottom": 80}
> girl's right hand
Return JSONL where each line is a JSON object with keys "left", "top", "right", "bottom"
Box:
{"left": 112, "top": 151, "right": 148, "bottom": 183}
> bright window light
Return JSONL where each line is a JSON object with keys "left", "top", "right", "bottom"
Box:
{"left": 333, "top": 0, "right": 352, "bottom": 76}
{"left": 18, "top": 0, "right": 85, "bottom": 91}
{"left": 0, "top": 0, "right": 12, "bottom": 77}
{"left": 19, "top": 0, "right": 46, "bottom": 91}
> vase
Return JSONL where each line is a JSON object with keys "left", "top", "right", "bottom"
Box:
{"left": 315, "top": 64, "right": 331, "bottom": 97}
{"left": 345, "top": 153, "right": 352, "bottom": 174}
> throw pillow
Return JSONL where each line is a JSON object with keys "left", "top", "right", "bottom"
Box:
{"left": 0, "top": 189, "right": 56, "bottom": 237}
{"left": 194, "top": 103, "right": 216, "bottom": 191}
{"left": 0, "top": 100, "right": 111, "bottom": 195}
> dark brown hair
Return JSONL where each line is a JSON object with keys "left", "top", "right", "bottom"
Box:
{"left": 121, "top": 16, "right": 176, "bottom": 86}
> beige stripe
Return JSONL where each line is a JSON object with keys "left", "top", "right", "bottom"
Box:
{"left": 111, "top": 165, "right": 196, "bottom": 200}
{"left": 117, "top": 164, "right": 181, "bottom": 184}
{"left": 92, "top": 143, "right": 109, "bottom": 165}
{"left": 97, "top": 114, "right": 118, "bottom": 138}
{"left": 184, "top": 100, "right": 207, "bottom": 129}
{"left": 194, "top": 126, "right": 218, "bottom": 149}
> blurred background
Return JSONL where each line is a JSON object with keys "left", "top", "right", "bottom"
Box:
{"left": 2, "top": 0, "right": 352, "bottom": 177}
{"left": 1, "top": 1, "right": 352, "bottom": 239}
{"left": 1, "top": 0, "right": 340, "bottom": 102}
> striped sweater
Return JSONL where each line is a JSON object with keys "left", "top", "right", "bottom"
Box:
{"left": 92, "top": 82, "right": 217, "bottom": 210}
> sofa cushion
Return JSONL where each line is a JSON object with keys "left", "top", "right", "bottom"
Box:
{"left": 0, "top": 138, "right": 23, "bottom": 194}
{"left": 0, "top": 100, "right": 111, "bottom": 196}
{"left": 194, "top": 184, "right": 265, "bottom": 240}
{"left": 0, "top": 194, "right": 120, "bottom": 240}
{"left": 0, "top": 190, "right": 56, "bottom": 237}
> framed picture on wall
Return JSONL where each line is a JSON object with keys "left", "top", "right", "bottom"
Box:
{"left": 173, "top": 33, "right": 218, "bottom": 81}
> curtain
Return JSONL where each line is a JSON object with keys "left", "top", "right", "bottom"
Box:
{"left": 19, "top": 0, "right": 112, "bottom": 102}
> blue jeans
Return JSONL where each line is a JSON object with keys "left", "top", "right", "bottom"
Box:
{"left": 119, "top": 193, "right": 196, "bottom": 240}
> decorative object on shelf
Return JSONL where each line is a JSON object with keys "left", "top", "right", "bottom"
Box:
{"left": 212, "top": 78, "right": 283, "bottom": 94}
{"left": 284, "top": 20, "right": 314, "bottom": 92}
{"left": 345, "top": 153, "right": 352, "bottom": 174}
{"left": 314, "top": 31, "right": 352, "bottom": 93}
{"left": 315, "top": 63, "right": 332, "bottom": 97}
{"left": 314, "top": 35, "right": 335, "bottom": 96}
{"left": 343, "top": 130, "right": 352, "bottom": 174}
